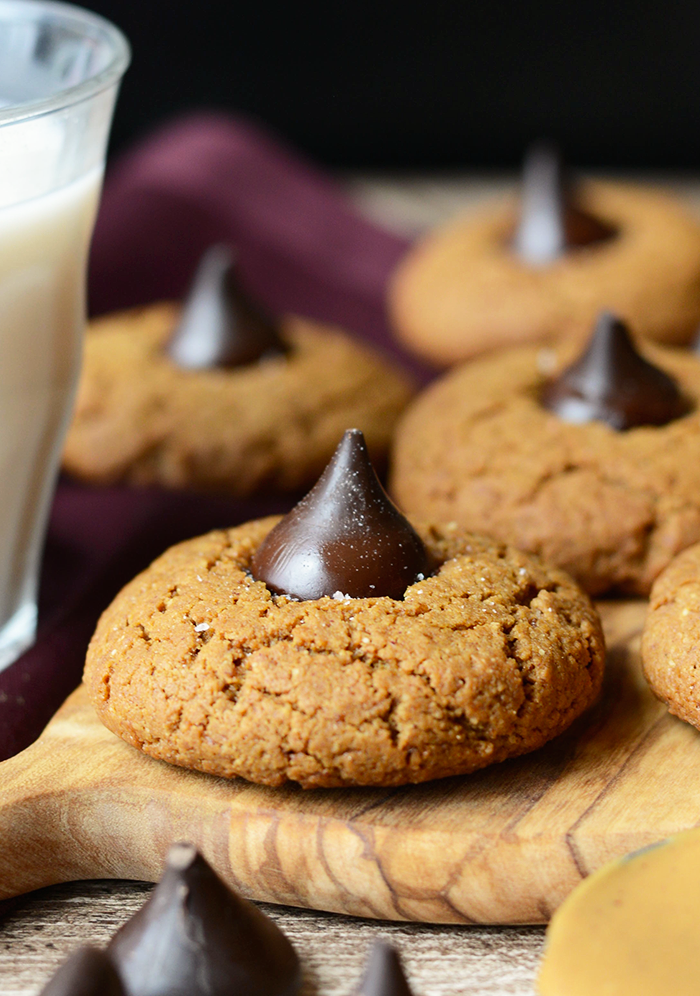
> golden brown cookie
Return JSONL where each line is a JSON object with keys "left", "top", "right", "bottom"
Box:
{"left": 63, "top": 304, "right": 413, "bottom": 495}
{"left": 389, "top": 181, "right": 700, "bottom": 366}
{"left": 642, "top": 543, "right": 700, "bottom": 730}
{"left": 84, "top": 519, "right": 604, "bottom": 789}
{"left": 390, "top": 341, "right": 700, "bottom": 596}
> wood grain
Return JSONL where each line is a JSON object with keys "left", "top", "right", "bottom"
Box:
{"left": 1, "top": 599, "right": 695, "bottom": 925}
{"left": 2, "top": 174, "right": 699, "bottom": 992}
{"left": 0, "top": 881, "right": 545, "bottom": 996}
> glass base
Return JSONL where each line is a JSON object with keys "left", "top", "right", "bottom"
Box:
{"left": 0, "top": 601, "right": 37, "bottom": 673}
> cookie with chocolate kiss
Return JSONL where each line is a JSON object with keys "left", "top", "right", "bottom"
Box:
{"left": 108, "top": 843, "right": 300, "bottom": 996}
{"left": 389, "top": 144, "right": 700, "bottom": 365}
{"left": 391, "top": 313, "right": 700, "bottom": 595}
{"left": 63, "top": 247, "right": 413, "bottom": 496}
{"left": 84, "top": 434, "right": 603, "bottom": 787}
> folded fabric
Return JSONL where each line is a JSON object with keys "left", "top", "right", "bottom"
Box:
{"left": 0, "top": 112, "right": 423, "bottom": 760}
{"left": 89, "top": 111, "right": 422, "bottom": 377}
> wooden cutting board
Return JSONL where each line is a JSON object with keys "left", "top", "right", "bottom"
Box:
{"left": 1, "top": 599, "right": 699, "bottom": 926}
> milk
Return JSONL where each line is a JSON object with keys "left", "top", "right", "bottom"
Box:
{"left": 0, "top": 166, "right": 102, "bottom": 667}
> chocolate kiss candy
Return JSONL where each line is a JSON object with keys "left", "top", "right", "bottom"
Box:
{"left": 354, "top": 942, "right": 414, "bottom": 996}
{"left": 541, "top": 311, "right": 689, "bottom": 430}
{"left": 107, "top": 843, "right": 300, "bottom": 996}
{"left": 513, "top": 143, "right": 614, "bottom": 265}
{"left": 39, "top": 948, "right": 125, "bottom": 996}
{"left": 166, "top": 245, "right": 286, "bottom": 369}
{"left": 251, "top": 428, "right": 432, "bottom": 600}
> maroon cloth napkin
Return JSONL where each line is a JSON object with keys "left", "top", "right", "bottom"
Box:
{"left": 0, "top": 112, "right": 425, "bottom": 760}
{"left": 89, "top": 112, "right": 420, "bottom": 376}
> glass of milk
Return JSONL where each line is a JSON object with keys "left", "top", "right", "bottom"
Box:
{"left": 0, "top": 1, "right": 129, "bottom": 670}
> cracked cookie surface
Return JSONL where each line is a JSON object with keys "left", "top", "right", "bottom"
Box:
{"left": 62, "top": 304, "right": 413, "bottom": 496}
{"left": 83, "top": 519, "right": 604, "bottom": 788}
{"left": 390, "top": 342, "right": 700, "bottom": 596}
{"left": 642, "top": 542, "right": 700, "bottom": 729}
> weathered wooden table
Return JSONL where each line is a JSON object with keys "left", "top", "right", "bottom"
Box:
{"left": 3, "top": 172, "right": 698, "bottom": 996}
{"left": 0, "top": 881, "right": 544, "bottom": 996}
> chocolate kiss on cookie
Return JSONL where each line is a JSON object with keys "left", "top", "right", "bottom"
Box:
{"left": 166, "top": 245, "right": 286, "bottom": 369}
{"left": 108, "top": 843, "right": 300, "bottom": 996}
{"left": 354, "top": 943, "right": 414, "bottom": 996}
{"left": 40, "top": 948, "right": 125, "bottom": 996}
{"left": 514, "top": 143, "right": 614, "bottom": 265}
{"left": 542, "top": 310, "right": 689, "bottom": 430}
{"left": 251, "top": 428, "right": 432, "bottom": 600}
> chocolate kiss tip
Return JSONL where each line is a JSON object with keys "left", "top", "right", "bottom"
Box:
{"left": 166, "top": 244, "right": 286, "bottom": 370}
{"left": 250, "top": 428, "right": 433, "bottom": 601}
{"left": 166, "top": 840, "right": 198, "bottom": 869}
{"left": 108, "top": 844, "right": 300, "bottom": 996}
{"left": 541, "top": 310, "right": 689, "bottom": 430}
{"left": 40, "top": 948, "right": 124, "bottom": 996}
{"left": 514, "top": 142, "right": 613, "bottom": 265}
{"left": 355, "top": 943, "right": 414, "bottom": 996}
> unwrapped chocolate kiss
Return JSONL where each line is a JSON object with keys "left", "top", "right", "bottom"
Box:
{"left": 107, "top": 843, "right": 300, "bottom": 996}
{"left": 166, "top": 245, "right": 286, "bottom": 369}
{"left": 541, "top": 310, "right": 689, "bottom": 430}
{"left": 40, "top": 948, "right": 125, "bottom": 996}
{"left": 354, "top": 942, "right": 414, "bottom": 996}
{"left": 513, "top": 143, "right": 614, "bottom": 265}
{"left": 251, "top": 428, "right": 432, "bottom": 600}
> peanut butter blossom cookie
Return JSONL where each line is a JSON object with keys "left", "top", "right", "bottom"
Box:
{"left": 63, "top": 246, "right": 413, "bottom": 495}
{"left": 389, "top": 144, "right": 700, "bottom": 366}
{"left": 84, "top": 430, "right": 604, "bottom": 789}
{"left": 391, "top": 312, "right": 700, "bottom": 596}
{"left": 642, "top": 543, "right": 700, "bottom": 731}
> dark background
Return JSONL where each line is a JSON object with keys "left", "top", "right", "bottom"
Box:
{"left": 92, "top": 0, "right": 700, "bottom": 169}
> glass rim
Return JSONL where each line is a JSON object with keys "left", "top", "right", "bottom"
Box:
{"left": 0, "top": 0, "right": 130, "bottom": 127}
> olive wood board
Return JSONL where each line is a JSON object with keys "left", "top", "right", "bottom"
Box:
{"left": 0, "top": 599, "right": 698, "bottom": 926}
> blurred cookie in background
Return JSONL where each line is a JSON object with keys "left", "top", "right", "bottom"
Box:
{"left": 389, "top": 145, "right": 700, "bottom": 366}
{"left": 64, "top": 246, "right": 414, "bottom": 496}
{"left": 391, "top": 311, "right": 700, "bottom": 595}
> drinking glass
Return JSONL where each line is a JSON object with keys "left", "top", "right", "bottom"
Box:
{"left": 0, "top": 0, "right": 129, "bottom": 670}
